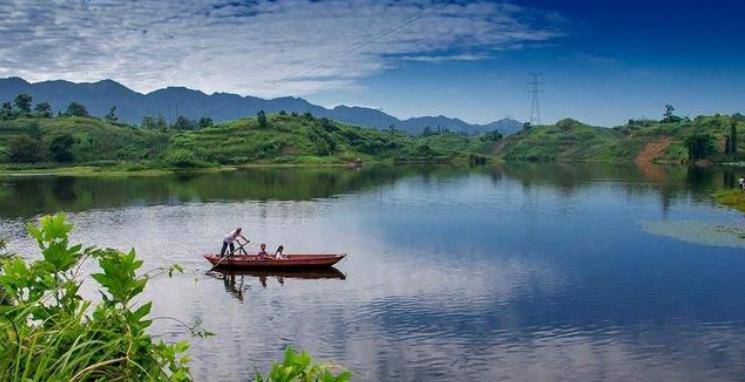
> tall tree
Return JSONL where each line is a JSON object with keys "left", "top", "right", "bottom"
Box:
{"left": 0, "top": 101, "right": 13, "bottom": 120}
{"left": 141, "top": 116, "right": 156, "bottom": 129}
{"left": 14, "top": 93, "right": 32, "bottom": 115}
{"left": 155, "top": 115, "right": 168, "bottom": 130}
{"left": 662, "top": 104, "right": 682, "bottom": 123}
{"left": 104, "top": 105, "right": 118, "bottom": 122}
{"left": 257, "top": 110, "right": 268, "bottom": 128}
{"left": 172, "top": 115, "right": 195, "bottom": 130}
{"left": 34, "top": 102, "right": 52, "bottom": 118}
{"left": 198, "top": 116, "right": 213, "bottom": 129}
{"left": 65, "top": 102, "right": 89, "bottom": 117}
{"left": 730, "top": 117, "right": 738, "bottom": 156}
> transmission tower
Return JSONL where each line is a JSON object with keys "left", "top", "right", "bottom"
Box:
{"left": 528, "top": 72, "right": 543, "bottom": 126}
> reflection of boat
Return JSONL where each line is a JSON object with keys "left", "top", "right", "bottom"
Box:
{"left": 211, "top": 267, "right": 346, "bottom": 280}
{"left": 206, "top": 267, "right": 345, "bottom": 294}
{"left": 204, "top": 254, "right": 346, "bottom": 270}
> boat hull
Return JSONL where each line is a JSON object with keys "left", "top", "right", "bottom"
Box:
{"left": 205, "top": 253, "right": 346, "bottom": 270}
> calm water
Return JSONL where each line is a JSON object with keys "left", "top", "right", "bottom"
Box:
{"left": 3, "top": 163, "right": 745, "bottom": 381}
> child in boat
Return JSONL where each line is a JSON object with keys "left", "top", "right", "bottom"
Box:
{"left": 220, "top": 227, "right": 247, "bottom": 257}
{"left": 275, "top": 245, "right": 286, "bottom": 260}
{"left": 257, "top": 243, "right": 268, "bottom": 260}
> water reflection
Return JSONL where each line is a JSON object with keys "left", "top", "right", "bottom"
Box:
{"left": 3, "top": 163, "right": 745, "bottom": 381}
{"left": 207, "top": 268, "right": 346, "bottom": 299}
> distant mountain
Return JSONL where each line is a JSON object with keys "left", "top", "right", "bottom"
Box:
{"left": 0, "top": 77, "right": 522, "bottom": 135}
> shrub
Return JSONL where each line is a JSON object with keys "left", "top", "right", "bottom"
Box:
{"left": 163, "top": 149, "right": 204, "bottom": 168}
{"left": 255, "top": 347, "right": 350, "bottom": 382}
{"left": 8, "top": 134, "right": 44, "bottom": 163}
{"left": 65, "top": 102, "right": 89, "bottom": 117}
{"left": 0, "top": 214, "right": 196, "bottom": 381}
{"left": 49, "top": 133, "right": 75, "bottom": 162}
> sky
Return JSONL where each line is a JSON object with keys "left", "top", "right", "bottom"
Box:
{"left": 0, "top": 0, "right": 743, "bottom": 126}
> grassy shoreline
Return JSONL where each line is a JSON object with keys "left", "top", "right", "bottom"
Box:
{"left": 714, "top": 189, "right": 745, "bottom": 213}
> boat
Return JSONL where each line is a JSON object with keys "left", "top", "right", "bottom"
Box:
{"left": 204, "top": 253, "right": 346, "bottom": 270}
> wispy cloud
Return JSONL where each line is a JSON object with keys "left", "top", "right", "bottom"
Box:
{"left": 0, "top": 0, "right": 565, "bottom": 97}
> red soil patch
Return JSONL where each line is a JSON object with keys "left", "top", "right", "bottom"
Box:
{"left": 635, "top": 136, "right": 671, "bottom": 163}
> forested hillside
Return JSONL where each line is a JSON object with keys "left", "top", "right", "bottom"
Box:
{"left": 0, "top": 94, "right": 499, "bottom": 170}
{"left": 499, "top": 112, "right": 745, "bottom": 163}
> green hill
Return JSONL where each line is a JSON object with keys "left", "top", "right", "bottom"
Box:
{"left": 2, "top": 107, "right": 743, "bottom": 172}
{"left": 0, "top": 113, "right": 495, "bottom": 171}
{"left": 498, "top": 115, "right": 745, "bottom": 163}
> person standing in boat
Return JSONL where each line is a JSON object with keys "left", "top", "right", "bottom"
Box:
{"left": 220, "top": 227, "right": 247, "bottom": 257}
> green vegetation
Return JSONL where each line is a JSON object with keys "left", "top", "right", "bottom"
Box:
{"left": 256, "top": 347, "right": 350, "bottom": 382}
{"left": 0, "top": 214, "right": 195, "bottom": 381}
{"left": 0, "top": 94, "right": 500, "bottom": 173}
{"left": 0, "top": 214, "right": 350, "bottom": 381}
{"left": 1, "top": 95, "right": 742, "bottom": 171}
{"left": 500, "top": 112, "right": 745, "bottom": 163}
{"left": 714, "top": 189, "right": 745, "bottom": 213}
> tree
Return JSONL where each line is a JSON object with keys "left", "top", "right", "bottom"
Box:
{"left": 257, "top": 110, "right": 268, "bottom": 128}
{"left": 198, "top": 116, "right": 213, "bottom": 129}
{"left": 8, "top": 135, "right": 43, "bottom": 163}
{"left": 662, "top": 104, "right": 682, "bottom": 123}
{"left": 65, "top": 102, "right": 89, "bottom": 117}
{"left": 480, "top": 130, "right": 503, "bottom": 142}
{"left": 104, "top": 105, "right": 118, "bottom": 122}
{"left": 155, "top": 115, "right": 168, "bottom": 130}
{"left": 141, "top": 116, "right": 156, "bottom": 129}
{"left": 319, "top": 117, "right": 337, "bottom": 132}
{"left": 0, "top": 102, "right": 13, "bottom": 120}
{"left": 278, "top": 110, "right": 287, "bottom": 116}
{"left": 522, "top": 122, "right": 532, "bottom": 130}
{"left": 729, "top": 117, "right": 738, "bottom": 156}
{"left": 33, "top": 102, "right": 52, "bottom": 118}
{"left": 48, "top": 134, "right": 75, "bottom": 162}
{"left": 172, "top": 115, "right": 196, "bottom": 130}
{"left": 303, "top": 111, "right": 314, "bottom": 120}
{"left": 422, "top": 126, "right": 433, "bottom": 136}
{"left": 14, "top": 93, "right": 32, "bottom": 115}
{"left": 684, "top": 133, "right": 715, "bottom": 160}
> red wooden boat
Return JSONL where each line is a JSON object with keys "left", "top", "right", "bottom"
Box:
{"left": 204, "top": 253, "right": 346, "bottom": 270}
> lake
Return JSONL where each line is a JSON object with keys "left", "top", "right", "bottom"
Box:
{"left": 3, "top": 163, "right": 745, "bottom": 381}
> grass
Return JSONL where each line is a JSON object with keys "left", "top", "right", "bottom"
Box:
{"left": 714, "top": 189, "right": 745, "bottom": 212}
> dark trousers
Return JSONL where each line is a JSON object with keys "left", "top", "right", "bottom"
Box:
{"left": 220, "top": 241, "right": 235, "bottom": 256}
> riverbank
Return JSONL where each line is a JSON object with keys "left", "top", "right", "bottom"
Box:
{"left": 714, "top": 189, "right": 745, "bottom": 213}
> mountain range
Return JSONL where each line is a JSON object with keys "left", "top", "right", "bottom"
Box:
{"left": 0, "top": 77, "right": 522, "bottom": 135}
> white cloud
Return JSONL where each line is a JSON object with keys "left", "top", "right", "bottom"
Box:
{"left": 0, "top": 0, "right": 564, "bottom": 97}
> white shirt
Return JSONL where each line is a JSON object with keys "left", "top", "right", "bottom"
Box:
{"left": 223, "top": 229, "right": 240, "bottom": 243}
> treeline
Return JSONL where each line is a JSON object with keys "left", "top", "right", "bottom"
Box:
{"left": 0, "top": 93, "right": 90, "bottom": 120}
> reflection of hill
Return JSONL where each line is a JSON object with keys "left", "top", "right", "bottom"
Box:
{"left": 1, "top": 163, "right": 731, "bottom": 219}
{"left": 0, "top": 167, "right": 413, "bottom": 218}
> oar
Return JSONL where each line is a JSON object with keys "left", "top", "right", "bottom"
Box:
{"left": 212, "top": 239, "right": 250, "bottom": 269}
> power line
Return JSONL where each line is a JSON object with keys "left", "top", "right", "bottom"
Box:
{"left": 528, "top": 72, "right": 542, "bottom": 126}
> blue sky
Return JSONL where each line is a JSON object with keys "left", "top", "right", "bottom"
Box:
{"left": 0, "top": 0, "right": 743, "bottom": 126}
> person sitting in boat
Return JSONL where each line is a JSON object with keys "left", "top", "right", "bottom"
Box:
{"left": 220, "top": 227, "right": 247, "bottom": 257}
{"left": 274, "top": 245, "right": 286, "bottom": 260}
{"left": 257, "top": 243, "right": 269, "bottom": 260}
